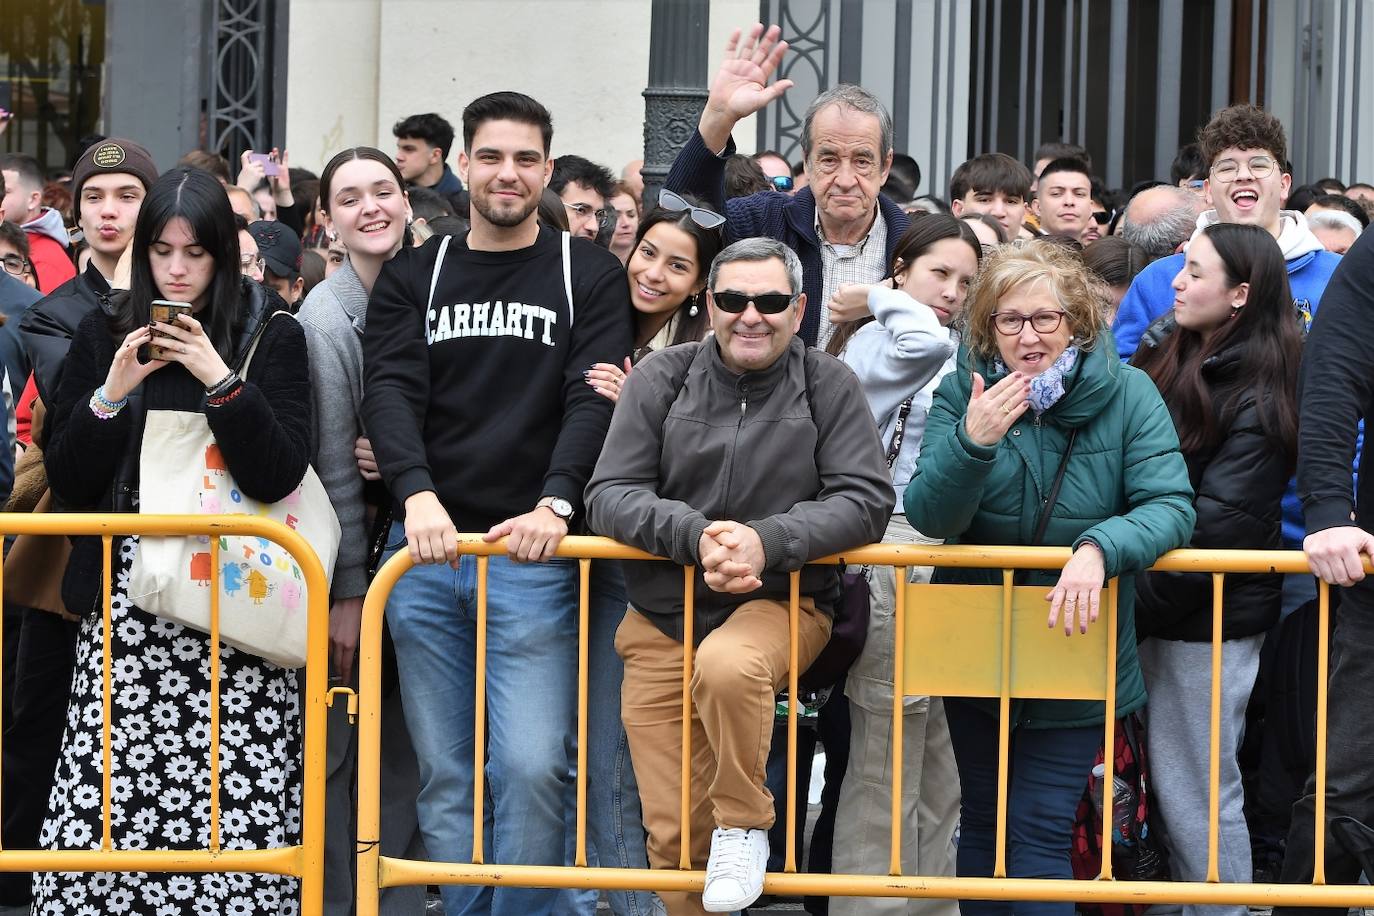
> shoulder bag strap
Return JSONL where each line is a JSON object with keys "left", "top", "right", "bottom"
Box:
{"left": 428, "top": 234, "right": 453, "bottom": 314}
{"left": 884, "top": 397, "right": 915, "bottom": 470}
{"left": 1030, "top": 428, "right": 1079, "bottom": 547}
{"left": 561, "top": 231, "right": 574, "bottom": 329}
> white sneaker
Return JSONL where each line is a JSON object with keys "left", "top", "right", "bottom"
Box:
{"left": 701, "top": 826, "right": 769, "bottom": 912}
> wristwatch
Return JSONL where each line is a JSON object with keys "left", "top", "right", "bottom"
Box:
{"left": 537, "top": 496, "right": 575, "bottom": 523}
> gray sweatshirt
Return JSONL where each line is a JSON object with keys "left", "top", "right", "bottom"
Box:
{"left": 297, "top": 260, "right": 371, "bottom": 600}
{"left": 585, "top": 336, "right": 892, "bottom": 643}
{"left": 839, "top": 285, "right": 957, "bottom": 508}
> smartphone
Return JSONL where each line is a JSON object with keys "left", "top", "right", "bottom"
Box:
{"left": 144, "top": 300, "right": 193, "bottom": 360}
{"left": 249, "top": 152, "right": 281, "bottom": 177}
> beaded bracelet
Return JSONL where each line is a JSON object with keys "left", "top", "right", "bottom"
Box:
{"left": 205, "top": 370, "right": 239, "bottom": 397}
{"left": 93, "top": 385, "right": 128, "bottom": 412}
{"left": 89, "top": 392, "right": 124, "bottom": 420}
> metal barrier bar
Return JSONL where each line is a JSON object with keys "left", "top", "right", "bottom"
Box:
{"left": 575, "top": 558, "right": 591, "bottom": 868}
{"left": 1208, "top": 572, "right": 1225, "bottom": 883}
{"left": 888, "top": 565, "right": 907, "bottom": 876}
{"left": 472, "top": 555, "right": 488, "bottom": 865}
{"left": 784, "top": 572, "right": 801, "bottom": 873}
{"left": 1314, "top": 578, "right": 1331, "bottom": 884}
{"left": 356, "top": 535, "right": 1364, "bottom": 914}
{"left": 993, "top": 569, "right": 1012, "bottom": 879}
{"left": 0, "top": 513, "right": 329, "bottom": 915}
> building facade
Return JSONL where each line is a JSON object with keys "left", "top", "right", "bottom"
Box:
{"left": 2, "top": 0, "right": 1372, "bottom": 199}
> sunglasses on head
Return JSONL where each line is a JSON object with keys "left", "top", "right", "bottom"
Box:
{"left": 658, "top": 189, "right": 727, "bottom": 229}
{"left": 710, "top": 290, "right": 796, "bottom": 314}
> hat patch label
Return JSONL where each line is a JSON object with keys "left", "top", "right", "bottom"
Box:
{"left": 92, "top": 143, "right": 127, "bottom": 168}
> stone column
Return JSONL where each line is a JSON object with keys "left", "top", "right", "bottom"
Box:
{"left": 641, "top": 0, "right": 711, "bottom": 208}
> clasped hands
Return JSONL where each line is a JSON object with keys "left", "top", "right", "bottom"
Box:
{"left": 698, "top": 520, "right": 767, "bottom": 594}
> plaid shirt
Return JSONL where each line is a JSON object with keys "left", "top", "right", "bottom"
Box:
{"left": 814, "top": 209, "right": 889, "bottom": 352}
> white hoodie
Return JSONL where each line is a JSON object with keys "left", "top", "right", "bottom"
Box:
{"left": 1186, "top": 208, "right": 1325, "bottom": 261}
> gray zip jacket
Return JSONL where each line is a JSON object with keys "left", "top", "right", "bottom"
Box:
{"left": 586, "top": 336, "right": 892, "bottom": 643}
{"left": 297, "top": 260, "right": 370, "bottom": 601}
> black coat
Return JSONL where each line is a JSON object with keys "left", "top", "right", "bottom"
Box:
{"left": 1134, "top": 344, "right": 1288, "bottom": 642}
{"left": 44, "top": 279, "right": 311, "bottom": 617}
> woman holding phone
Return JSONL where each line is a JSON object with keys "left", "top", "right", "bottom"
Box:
{"left": 35, "top": 166, "right": 310, "bottom": 914}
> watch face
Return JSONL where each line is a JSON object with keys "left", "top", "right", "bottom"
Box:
{"left": 551, "top": 498, "right": 574, "bottom": 518}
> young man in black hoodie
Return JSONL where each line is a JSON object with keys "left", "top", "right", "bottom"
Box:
{"left": 1274, "top": 228, "right": 1374, "bottom": 910}
{"left": 362, "top": 91, "right": 633, "bottom": 916}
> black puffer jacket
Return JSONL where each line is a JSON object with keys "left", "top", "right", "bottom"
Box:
{"left": 1134, "top": 343, "right": 1288, "bottom": 642}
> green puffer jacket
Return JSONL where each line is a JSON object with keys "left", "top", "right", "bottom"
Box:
{"left": 903, "top": 335, "right": 1196, "bottom": 729}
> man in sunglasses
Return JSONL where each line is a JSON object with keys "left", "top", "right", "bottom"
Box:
{"left": 587, "top": 237, "right": 891, "bottom": 914}
{"left": 664, "top": 23, "right": 909, "bottom": 351}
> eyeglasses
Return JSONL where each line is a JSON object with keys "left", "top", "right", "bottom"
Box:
{"left": 1089, "top": 210, "right": 1111, "bottom": 225}
{"left": 1210, "top": 155, "right": 1277, "bottom": 183}
{"left": 769, "top": 175, "right": 794, "bottom": 193}
{"left": 658, "top": 189, "right": 727, "bottom": 229}
{"left": 239, "top": 254, "right": 265, "bottom": 274}
{"left": 1186, "top": 178, "right": 1206, "bottom": 191}
{"left": 564, "top": 202, "right": 611, "bottom": 229}
{"left": 710, "top": 290, "right": 797, "bottom": 314}
{"left": 991, "top": 310, "right": 1068, "bottom": 336}
{"left": 1, "top": 253, "right": 32, "bottom": 277}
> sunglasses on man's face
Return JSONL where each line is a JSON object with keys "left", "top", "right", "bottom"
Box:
{"left": 769, "top": 175, "right": 794, "bottom": 192}
{"left": 1089, "top": 210, "right": 1111, "bottom": 225}
{"left": 710, "top": 290, "right": 797, "bottom": 314}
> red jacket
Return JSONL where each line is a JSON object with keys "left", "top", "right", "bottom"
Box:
{"left": 26, "top": 231, "right": 75, "bottom": 294}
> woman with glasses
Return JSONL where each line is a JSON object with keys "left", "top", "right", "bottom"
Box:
{"left": 1129, "top": 224, "right": 1300, "bottom": 914}
{"left": 903, "top": 240, "right": 1195, "bottom": 915}
{"left": 0, "top": 221, "right": 39, "bottom": 291}
{"left": 585, "top": 190, "right": 725, "bottom": 403}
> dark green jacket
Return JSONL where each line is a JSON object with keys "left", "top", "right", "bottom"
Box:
{"left": 903, "top": 336, "right": 1195, "bottom": 728}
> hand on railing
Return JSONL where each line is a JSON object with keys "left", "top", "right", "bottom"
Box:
{"left": 1046, "top": 541, "right": 1104, "bottom": 636}
{"left": 1304, "top": 525, "right": 1374, "bottom": 586}
{"left": 483, "top": 506, "right": 569, "bottom": 563}
{"left": 699, "top": 520, "right": 764, "bottom": 593}
{"left": 403, "top": 491, "right": 460, "bottom": 566}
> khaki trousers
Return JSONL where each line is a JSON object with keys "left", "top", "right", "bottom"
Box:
{"left": 616, "top": 599, "right": 832, "bottom": 916}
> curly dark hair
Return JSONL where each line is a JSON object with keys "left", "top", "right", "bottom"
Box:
{"left": 1197, "top": 105, "right": 1287, "bottom": 171}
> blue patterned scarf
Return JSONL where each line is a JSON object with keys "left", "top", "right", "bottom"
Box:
{"left": 993, "top": 346, "right": 1079, "bottom": 415}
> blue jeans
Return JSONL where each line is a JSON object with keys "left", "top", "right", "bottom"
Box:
{"left": 943, "top": 699, "right": 1101, "bottom": 916}
{"left": 585, "top": 561, "right": 660, "bottom": 915}
{"left": 384, "top": 522, "right": 579, "bottom": 916}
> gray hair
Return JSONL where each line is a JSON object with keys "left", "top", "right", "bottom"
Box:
{"left": 1121, "top": 186, "right": 1205, "bottom": 261}
{"left": 1307, "top": 209, "right": 1364, "bottom": 238}
{"left": 707, "top": 237, "right": 804, "bottom": 297}
{"left": 801, "top": 84, "right": 894, "bottom": 164}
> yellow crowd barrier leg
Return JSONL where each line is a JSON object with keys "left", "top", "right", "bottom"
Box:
{"left": 1207, "top": 573, "right": 1224, "bottom": 883}
{"left": 209, "top": 538, "right": 222, "bottom": 855}
{"left": 473, "top": 556, "right": 488, "bottom": 865}
{"left": 1313, "top": 579, "right": 1330, "bottom": 885}
{"left": 679, "top": 564, "right": 695, "bottom": 871}
{"left": 1100, "top": 578, "right": 1119, "bottom": 879}
{"left": 576, "top": 559, "right": 591, "bottom": 868}
{"left": 785, "top": 573, "right": 801, "bottom": 874}
{"left": 101, "top": 534, "right": 114, "bottom": 853}
{"left": 889, "top": 566, "right": 907, "bottom": 877}
{"left": 993, "top": 569, "right": 1013, "bottom": 879}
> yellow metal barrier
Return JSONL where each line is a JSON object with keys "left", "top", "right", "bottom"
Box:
{"left": 0, "top": 513, "right": 329, "bottom": 912}
{"left": 356, "top": 536, "right": 1361, "bottom": 911}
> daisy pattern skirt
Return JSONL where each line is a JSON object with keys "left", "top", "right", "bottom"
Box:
{"left": 32, "top": 536, "right": 303, "bottom": 915}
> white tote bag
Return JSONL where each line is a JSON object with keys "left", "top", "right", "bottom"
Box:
{"left": 127, "top": 312, "right": 341, "bottom": 668}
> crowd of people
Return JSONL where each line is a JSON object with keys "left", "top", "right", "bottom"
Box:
{"left": 2, "top": 19, "right": 1374, "bottom": 916}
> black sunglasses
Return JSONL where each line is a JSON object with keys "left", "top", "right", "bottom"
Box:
{"left": 710, "top": 290, "right": 796, "bottom": 314}
{"left": 1089, "top": 210, "right": 1112, "bottom": 225}
{"left": 658, "top": 189, "right": 727, "bottom": 229}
